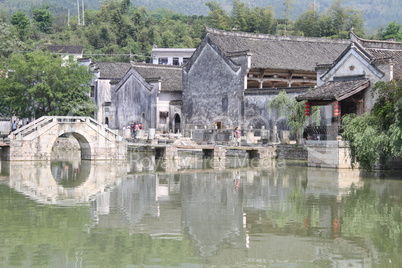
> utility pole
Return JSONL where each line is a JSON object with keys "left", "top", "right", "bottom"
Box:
{"left": 77, "top": 0, "right": 81, "bottom": 25}
{"left": 82, "top": 0, "right": 85, "bottom": 26}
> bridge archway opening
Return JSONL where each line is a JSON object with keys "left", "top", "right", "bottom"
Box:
{"left": 50, "top": 160, "right": 91, "bottom": 188}
{"left": 51, "top": 132, "right": 92, "bottom": 160}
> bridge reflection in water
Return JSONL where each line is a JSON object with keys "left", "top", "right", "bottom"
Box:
{"left": 0, "top": 153, "right": 401, "bottom": 266}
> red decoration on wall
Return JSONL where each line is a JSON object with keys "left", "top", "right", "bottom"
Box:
{"left": 333, "top": 101, "right": 339, "bottom": 117}
{"left": 304, "top": 102, "right": 310, "bottom": 116}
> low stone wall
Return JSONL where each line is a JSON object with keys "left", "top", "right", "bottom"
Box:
{"left": 306, "top": 140, "right": 353, "bottom": 169}
{"left": 190, "top": 128, "right": 271, "bottom": 145}
{"left": 0, "top": 118, "right": 11, "bottom": 135}
{"left": 191, "top": 129, "right": 232, "bottom": 144}
{"left": 276, "top": 144, "right": 308, "bottom": 160}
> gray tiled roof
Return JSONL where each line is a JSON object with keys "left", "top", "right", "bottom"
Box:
{"left": 351, "top": 33, "right": 402, "bottom": 80}
{"left": 94, "top": 62, "right": 132, "bottom": 80}
{"left": 131, "top": 62, "right": 182, "bottom": 92}
{"left": 296, "top": 78, "right": 370, "bottom": 101}
{"left": 206, "top": 28, "right": 351, "bottom": 71}
{"left": 38, "top": 44, "right": 83, "bottom": 54}
{"left": 367, "top": 49, "right": 402, "bottom": 80}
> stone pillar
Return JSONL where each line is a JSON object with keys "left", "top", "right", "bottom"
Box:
{"left": 260, "top": 129, "right": 269, "bottom": 144}
{"left": 165, "top": 146, "right": 178, "bottom": 161}
{"left": 257, "top": 146, "right": 276, "bottom": 160}
{"left": 272, "top": 126, "right": 278, "bottom": 143}
{"left": 213, "top": 146, "right": 226, "bottom": 162}
{"left": 1, "top": 146, "right": 10, "bottom": 161}
{"left": 281, "top": 130, "right": 290, "bottom": 144}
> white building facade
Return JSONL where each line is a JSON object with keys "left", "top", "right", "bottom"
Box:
{"left": 151, "top": 47, "right": 196, "bottom": 66}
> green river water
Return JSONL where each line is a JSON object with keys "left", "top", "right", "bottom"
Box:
{"left": 0, "top": 151, "right": 401, "bottom": 267}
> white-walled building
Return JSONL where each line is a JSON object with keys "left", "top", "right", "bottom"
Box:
{"left": 91, "top": 62, "right": 131, "bottom": 126}
{"left": 151, "top": 47, "right": 195, "bottom": 66}
{"left": 297, "top": 31, "right": 402, "bottom": 138}
{"left": 110, "top": 62, "right": 183, "bottom": 133}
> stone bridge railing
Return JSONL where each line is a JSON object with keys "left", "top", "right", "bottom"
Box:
{"left": 11, "top": 116, "right": 120, "bottom": 141}
{"left": 5, "top": 116, "right": 127, "bottom": 161}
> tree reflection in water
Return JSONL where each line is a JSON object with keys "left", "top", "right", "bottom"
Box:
{"left": 0, "top": 153, "right": 400, "bottom": 267}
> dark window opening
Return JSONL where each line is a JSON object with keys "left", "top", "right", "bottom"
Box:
{"left": 222, "top": 96, "right": 228, "bottom": 113}
{"left": 158, "top": 58, "right": 168, "bottom": 64}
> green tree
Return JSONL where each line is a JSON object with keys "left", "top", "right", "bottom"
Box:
{"left": 0, "top": 21, "right": 26, "bottom": 59}
{"left": 294, "top": 7, "right": 321, "bottom": 37}
{"left": 343, "top": 7, "right": 365, "bottom": 37}
{"left": 0, "top": 50, "right": 95, "bottom": 119}
{"left": 268, "top": 91, "right": 317, "bottom": 143}
{"left": 32, "top": 5, "right": 53, "bottom": 33}
{"left": 246, "top": 6, "right": 276, "bottom": 34}
{"left": 283, "top": 0, "right": 293, "bottom": 34}
{"left": 231, "top": 0, "right": 249, "bottom": 31}
{"left": 378, "top": 21, "right": 402, "bottom": 41}
{"left": 371, "top": 80, "right": 402, "bottom": 158}
{"left": 319, "top": 0, "right": 365, "bottom": 38}
{"left": 342, "top": 79, "right": 402, "bottom": 169}
{"left": 327, "top": 0, "right": 345, "bottom": 34}
{"left": 120, "top": 0, "right": 132, "bottom": 14}
{"left": 205, "top": 1, "right": 230, "bottom": 30}
{"left": 162, "top": 30, "right": 176, "bottom": 48}
{"left": 10, "top": 11, "right": 31, "bottom": 41}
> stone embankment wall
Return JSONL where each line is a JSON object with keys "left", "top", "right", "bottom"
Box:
{"left": 276, "top": 144, "right": 308, "bottom": 161}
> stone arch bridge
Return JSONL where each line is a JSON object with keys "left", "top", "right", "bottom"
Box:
{"left": 2, "top": 116, "right": 127, "bottom": 161}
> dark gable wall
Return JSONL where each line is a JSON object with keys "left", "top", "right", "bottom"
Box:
{"left": 112, "top": 70, "right": 157, "bottom": 130}
{"left": 182, "top": 39, "right": 248, "bottom": 130}
{"left": 244, "top": 94, "right": 272, "bottom": 129}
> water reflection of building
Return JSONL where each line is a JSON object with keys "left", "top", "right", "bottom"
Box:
{"left": 180, "top": 171, "right": 247, "bottom": 257}
{"left": 94, "top": 174, "right": 159, "bottom": 228}
{"left": 95, "top": 166, "right": 371, "bottom": 265}
{"left": 2, "top": 159, "right": 376, "bottom": 266}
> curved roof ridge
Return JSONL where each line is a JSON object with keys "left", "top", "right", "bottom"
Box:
{"left": 206, "top": 27, "right": 350, "bottom": 44}
{"left": 350, "top": 31, "right": 402, "bottom": 50}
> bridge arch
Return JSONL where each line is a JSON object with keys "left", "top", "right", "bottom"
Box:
{"left": 7, "top": 116, "right": 127, "bottom": 161}
{"left": 51, "top": 132, "right": 92, "bottom": 160}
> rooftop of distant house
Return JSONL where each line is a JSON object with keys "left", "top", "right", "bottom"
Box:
{"left": 131, "top": 62, "right": 182, "bottom": 92}
{"left": 93, "top": 62, "right": 132, "bottom": 80}
{"left": 36, "top": 44, "right": 84, "bottom": 55}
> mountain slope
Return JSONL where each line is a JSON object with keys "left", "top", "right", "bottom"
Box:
{"left": 0, "top": 0, "right": 400, "bottom": 32}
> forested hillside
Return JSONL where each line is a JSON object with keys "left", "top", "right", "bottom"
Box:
{"left": 0, "top": 0, "right": 400, "bottom": 32}
{"left": 0, "top": 0, "right": 401, "bottom": 65}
